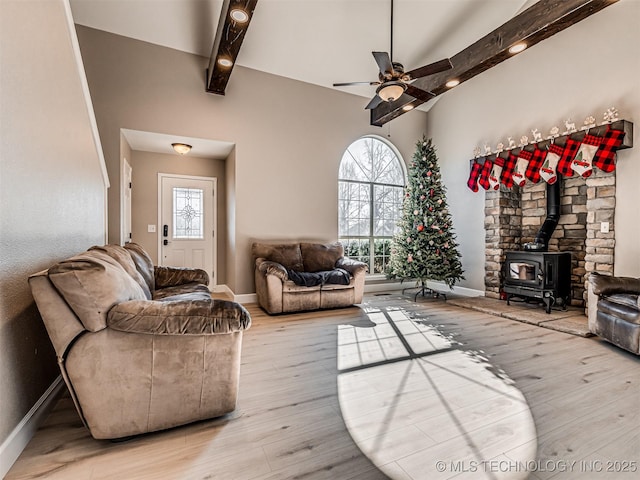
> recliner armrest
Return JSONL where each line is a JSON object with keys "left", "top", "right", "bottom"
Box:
{"left": 256, "top": 258, "right": 288, "bottom": 282}
{"left": 335, "top": 257, "right": 368, "bottom": 276}
{"left": 589, "top": 272, "right": 640, "bottom": 296}
{"left": 107, "top": 299, "right": 251, "bottom": 335}
{"left": 154, "top": 266, "right": 209, "bottom": 289}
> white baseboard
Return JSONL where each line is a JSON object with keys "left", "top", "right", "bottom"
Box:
{"left": 0, "top": 376, "right": 64, "bottom": 478}
{"left": 234, "top": 293, "right": 258, "bottom": 304}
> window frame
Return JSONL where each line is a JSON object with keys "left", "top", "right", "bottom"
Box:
{"left": 338, "top": 135, "right": 406, "bottom": 276}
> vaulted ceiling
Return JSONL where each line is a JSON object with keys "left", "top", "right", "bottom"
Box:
{"left": 70, "top": 0, "right": 530, "bottom": 103}
{"left": 70, "top": 0, "right": 617, "bottom": 127}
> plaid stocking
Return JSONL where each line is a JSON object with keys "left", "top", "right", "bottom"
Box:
{"left": 512, "top": 150, "right": 531, "bottom": 187}
{"left": 500, "top": 152, "right": 518, "bottom": 188}
{"left": 557, "top": 138, "right": 581, "bottom": 177}
{"left": 488, "top": 158, "right": 503, "bottom": 190}
{"left": 594, "top": 127, "right": 625, "bottom": 173}
{"left": 467, "top": 161, "right": 482, "bottom": 192}
{"left": 478, "top": 158, "right": 493, "bottom": 190}
{"left": 540, "top": 144, "right": 563, "bottom": 184}
{"left": 525, "top": 147, "right": 547, "bottom": 183}
{"left": 571, "top": 134, "right": 602, "bottom": 178}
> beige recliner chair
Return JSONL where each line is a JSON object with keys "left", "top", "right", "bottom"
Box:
{"left": 29, "top": 243, "right": 251, "bottom": 440}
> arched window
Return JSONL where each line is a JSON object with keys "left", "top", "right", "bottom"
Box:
{"left": 338, "top": 136, "right": 405, "bottom": 274}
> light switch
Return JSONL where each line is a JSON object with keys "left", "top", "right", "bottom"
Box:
{"left": 148, "top": 224, "right": 156, "bottom": 233}
{"left": 600, "top": 222, "right": 610, "bottom": 233}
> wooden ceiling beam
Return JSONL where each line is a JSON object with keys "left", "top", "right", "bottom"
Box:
{"left": 206, "top": 0, "right": 259, "bottom": 95}
{"left": 370, "top": 0, "right": 619, "bottom": 126}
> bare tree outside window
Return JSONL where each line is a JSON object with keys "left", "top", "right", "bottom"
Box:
{"left": 338, "top": 136, "right": 405, "bottom": 274}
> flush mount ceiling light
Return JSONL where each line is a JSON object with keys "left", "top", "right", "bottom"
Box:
{"left": 402, "top": 104, "right": 414, "bottom": 111}
{"left": 217, "top": 57, "right": 233, "bottom": 68}
{"left": 171, "top": 143, "right": 192, "bottom": 155}
{"left": 230, "top": 8, "right": 249, "bottom": 23}
{"left": 508, "top": 42, "right": 528, "bottom": 54}
{"left": 445, "top": 79, "right": 460, "bottom": 88}
{"left": 376, "top": 81, "right": 407, "bottom": 102}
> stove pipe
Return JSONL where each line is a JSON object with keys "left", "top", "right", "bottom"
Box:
{"left": 523, "top": 179, "right": 561, "bottom": 252}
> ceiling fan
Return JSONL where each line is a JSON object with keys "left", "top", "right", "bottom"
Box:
{"left": 333, "top": 0, "right": 453, "bottom": 110}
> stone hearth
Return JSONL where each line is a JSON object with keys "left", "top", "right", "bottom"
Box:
{"left": 484, "top": 169, "right": 616, "bottom": 309}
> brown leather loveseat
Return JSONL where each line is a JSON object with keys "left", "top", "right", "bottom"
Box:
{"left": 252, "top": 241, "right": 367, "bottom": 314}
{"left": 587, "top": 272, "right": 640, "bottom": 355}
{"left": 29, "top": 243, "right": 251, "bottom": 439}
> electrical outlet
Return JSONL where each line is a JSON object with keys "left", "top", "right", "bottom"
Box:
{"left": 600, "top": 222, "right": 610, "bottom": 233}
{"left": 148, "top": 224, "right": 156, "bottom": 233}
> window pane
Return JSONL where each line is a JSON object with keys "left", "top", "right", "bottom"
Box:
{"left": 373, "top": 238, "right": 392, "bottom": 274}
{"left": 173, "top": 187, "right": 204, "bottom": 239}
{"left": 338, "top": 181, "right": 370, "bottom": 237}
{"left": 373, "top": 185, "right": 403, "bottom": 236}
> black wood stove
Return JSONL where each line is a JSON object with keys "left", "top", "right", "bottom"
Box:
{"left": 502, "top": 179, "right": 572, "bottom": 313}
{"left": 503, "top": 251, "right": 571, "bottom": 313}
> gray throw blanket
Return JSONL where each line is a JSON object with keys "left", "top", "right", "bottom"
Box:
{"left": 287, "top": 268, "right": 351, "bottom": 287}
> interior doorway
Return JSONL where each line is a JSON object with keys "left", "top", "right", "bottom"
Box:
{"left": 121, "top": 157, "right": 132, "bottom": 244}
{"left": 158, "top": 173, "right": 217, "bottom": 286}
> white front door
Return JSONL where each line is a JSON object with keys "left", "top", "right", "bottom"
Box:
{"left": 159, "top": 174, "right": 216, "bottom": 285}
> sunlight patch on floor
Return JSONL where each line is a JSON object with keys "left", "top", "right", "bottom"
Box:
{"left": 337, "top": 305, "right": 537, "bottom": 480}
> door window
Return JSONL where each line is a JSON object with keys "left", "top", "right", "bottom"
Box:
{"left": 173, "top": 187, "right": 204, "bottom": 239}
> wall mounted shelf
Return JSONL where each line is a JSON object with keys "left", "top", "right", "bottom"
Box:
{"left": 469, "top": 119, "right": 634, "bottom": 170}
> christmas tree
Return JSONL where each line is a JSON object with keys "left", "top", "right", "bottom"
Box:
{"left": 388, "top": 136, "right": 464, "bottom": 289}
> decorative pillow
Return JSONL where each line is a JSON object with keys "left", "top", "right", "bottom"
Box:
{"left": 48, "top": 250, "right": 147, "bottom": 332}
{"left": 252, "top": 243, "right": 304, "bottom": 271}
{"left": 300, "top": 242, "right": 344, "bottom": 272}
{"left": 90, "top": 244, "right": 151, "bottom": 299}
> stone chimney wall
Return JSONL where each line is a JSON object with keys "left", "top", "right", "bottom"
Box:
{"left": 484, "top": 170, "right": 616, "bottom": 308}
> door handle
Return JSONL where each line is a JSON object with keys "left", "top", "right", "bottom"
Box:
{"left": 163, "top": 239, "right": 170, "bottom": 246}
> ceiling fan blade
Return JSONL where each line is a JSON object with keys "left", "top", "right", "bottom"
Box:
{"left": 365, "top": 95, "right": 384, "bottom": 110}
{"left": 405, "top": 84, "right": 436, "bottom": 103}
{"left": 372, "top": 51, "right": 393, "bottom": 75}
{"left": 333, "top": 81, "right": 380, "bottom": 87}
{"left": 405, "top": 58, "right": 453, "bottom": 80}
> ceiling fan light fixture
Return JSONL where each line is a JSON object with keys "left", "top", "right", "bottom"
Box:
{"left": 217, "top": 57, "right": 233, "bottom": 68}
{"left": 230, "top": 8, "right": 249, "bottom": 23}
{"left": 172, "top": 143, "right": 192, "bottom": 155}
{"left": 508, "top": 42, "right": 527, "bottom": 54}
{"left": 445, "top": 79, "right": 460, "bottom": 88}
{"left": 376, "top": 81, "right": 406, "bottom": 102}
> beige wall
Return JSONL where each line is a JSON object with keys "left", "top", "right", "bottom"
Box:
{"left": 0, "top": 0, "right": 106, "bottom": 449}
{"left": 129, "top": 149, "right": 228, "bottom": 285}
{"left": 427, "top": 0, "right": 640, "bottom": 291}
{"left": 76, "top": 26, "right": 428, "bottom": 295}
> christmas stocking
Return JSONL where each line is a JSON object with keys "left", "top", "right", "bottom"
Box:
{"left": 525, "top": 147, "right": 546, "bottom": 183}
{"left": 511, "top": 150, "right": 531, "bottom": 187}
{"left": 467, "top": 161, "right": 482, "bottom": 192}
{"left": 500, "top": 152, "right": 518, "bottom": 188}
{"left": 594, "top": 127, "right": 626, "bottom": 173}
{"left": 557, "top": 138, "right": 581, "bottom": 177}
{"left": 488, "top": 158, "right": 503, "bottom": 190}
{"left": 478, "top": 158, "right": 493, "bottom": 190}
{"left": 540, "top": 144, "right": 563, "bottom": 184}
{"left": 571, "top": 134, "right": 602, "bottom": 178}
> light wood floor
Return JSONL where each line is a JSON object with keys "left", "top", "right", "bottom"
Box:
{"left": 5, "top": 293, "right": 639, "bottom": 480}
